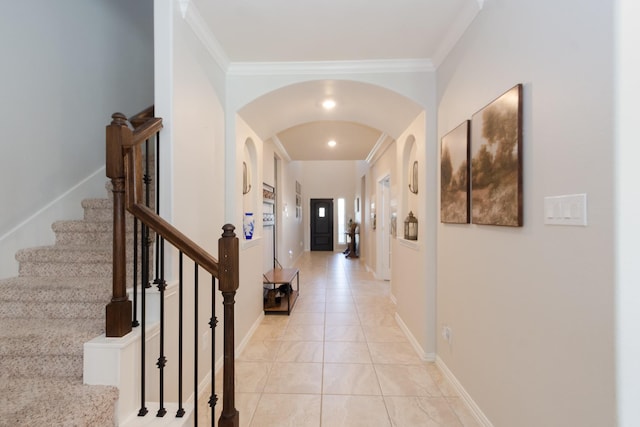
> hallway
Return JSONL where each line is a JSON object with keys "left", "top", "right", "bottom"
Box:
{"left": 205, "top": 251, "right": 480, "bottom": 426}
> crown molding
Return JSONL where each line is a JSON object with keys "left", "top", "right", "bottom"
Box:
{"left": 366, "top": 133, "right": 392, "bottom": 165}
{"left": 271, "top": 135, "right": 292, "bottom": 163}
{"left": 431, "top": 0, "right": 484, "bottom": 68}
{"left": 227, "top": 58, "right": 434, "bottom": 77}
{"left": 180, "top": 0, "right": 231, "bottom": 72}
{"left": 178, "top": 0, "right": 481, "bottom": 76}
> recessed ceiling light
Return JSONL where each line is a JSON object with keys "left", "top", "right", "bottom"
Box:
{"left": 328, "top": 140, "right": 337, "bottom": 147}
{"left": 322, "top": 99, "right": 336, "bottom": 110}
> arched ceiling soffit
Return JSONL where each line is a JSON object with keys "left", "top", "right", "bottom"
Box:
{"left": 276, "top": 121, "right": 383, "bottom": 161}
{"left": 237, "top": 80, "right": 423, "bottom": 143}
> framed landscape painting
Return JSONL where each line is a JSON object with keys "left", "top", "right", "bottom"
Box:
{"left": 470, "top": 84, "right": 523, "bottom": 226}
{"left": 440, "top": 121, "right": 470, "bottom": 224}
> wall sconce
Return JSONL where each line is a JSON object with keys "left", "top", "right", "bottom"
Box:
{"left": 408, "top": 161, "right": 418, "bottom": 194}
{"left": 404, "top": 211, "right": 418, "bottom": 240}
{"left": 242, "top": 161, "right": 251, "bottom": 194}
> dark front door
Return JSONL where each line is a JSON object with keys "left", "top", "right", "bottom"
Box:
{"left": 310, "top": 198, "right": 333, "bottom": 251}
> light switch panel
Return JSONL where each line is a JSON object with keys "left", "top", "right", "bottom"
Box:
{"left": 544, "top": 194, "right": 587, "bottom": 226}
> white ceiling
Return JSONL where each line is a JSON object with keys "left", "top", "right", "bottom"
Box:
{"left": 191, "top": 0, "right": 481, "bottom": 160}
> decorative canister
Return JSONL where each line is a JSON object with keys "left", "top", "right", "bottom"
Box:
{"left": 243, "top": 212, "right": 254, "bottom": 240}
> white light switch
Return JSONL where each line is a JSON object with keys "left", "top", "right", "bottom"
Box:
{"left": 544, "top": 194, "right": 587, "bottom": 226}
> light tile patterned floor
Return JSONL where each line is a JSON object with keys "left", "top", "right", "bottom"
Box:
{"left": 200, "top": 251, "right": 481, "bottom": 427}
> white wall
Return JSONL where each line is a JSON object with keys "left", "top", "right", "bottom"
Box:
{"left": 151, "top": 0, "right": 230, "bottom": 397}
{"left": 280, "top": 160, "right": 305, "bottom": 266}
{"left": 0, "top": 0, "right": 154, "bottom": 277}
{"left": 436, "top": 1, "right": 615, "bottom": 426}
{"left": 392, "top": 112, "right": 435, "bottom": 359}
{"left": 615, "top": 0, "right": 640, "bottom": 425}
{"left": 234, "top": 116, "right": 267, "bottom": 338}
{"left": 362, "top": 111, "right": 436, "bottom": 359}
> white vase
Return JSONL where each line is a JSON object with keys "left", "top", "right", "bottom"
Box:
{"left": 243, "top": 212, "right": 254, "bottom": 240}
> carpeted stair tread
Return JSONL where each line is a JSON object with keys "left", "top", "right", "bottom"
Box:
{"left": 0, "top": 377, "right": 118, "bottom": 427}
{"left": 0, "top": 299, "right": 105, "bottom": 319}
{"left": 0, "top": 318, "right": 103, "bottom": 379}
{"left": 81, "top": 198, "right": 114, "bottom": 222}
{"left": 1, "top": 355, "right": 84, "bottom": 379}
{"left": 0, "top": 276, "right": 111, "bottom": 302}
{"left": 53, "top": 219, "right": 136, "bottom": 232}
{"left": 52, "top": 219, "right": 138, "bottom": 247}
{"left": 16, "top": 246, "right": 113, "bottom": 263}
{"left": 0, "top": 318, "right": 103, "bottom": 356}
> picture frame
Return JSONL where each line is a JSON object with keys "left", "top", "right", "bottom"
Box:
{"left": 440, "top": 120, "right": 470, "bottom": 224}
{"left": 470, "top": 84, "right": 523, "bottom": 226}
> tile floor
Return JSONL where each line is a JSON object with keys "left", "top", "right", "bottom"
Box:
{"left": 201, "top": 251, "right": 481, "bottom": 427}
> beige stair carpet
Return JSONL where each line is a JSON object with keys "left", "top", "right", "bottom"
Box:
{"left": 0, "top": 196, "right": 125, "bottom": 426}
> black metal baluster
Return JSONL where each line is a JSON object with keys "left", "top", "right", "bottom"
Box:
{"left": 194, "top": 263, "right": 199, "bottom": 427}
{"left": 144, "top": 137, "right": 159, "bottom": 287}
{"left": 176, "top": 252, "right": 185, "bottom": 418}
{"left": 155, "top": 132, "right": 161, "bottom": 216}
{"left": 209, "top": 276, "right": 218, "bottom": 427}
{"left": 132, "top": 218, "right": 139, "bottom": 327}
{"left": 138, "top": 221, "right": 149, "bottom": 417}
{"left": 152, "top": 134, "right": 161, "bottom": 284}
{"left": 156, "top": 236, "right": 167, "bottom": 417}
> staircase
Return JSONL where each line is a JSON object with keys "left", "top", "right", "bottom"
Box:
{"left": 0, "top": 195, "right": 123, "bottom": 426}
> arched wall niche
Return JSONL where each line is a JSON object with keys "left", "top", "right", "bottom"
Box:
{"left": 243, "top": 137, "right": 258, "bottom": 237}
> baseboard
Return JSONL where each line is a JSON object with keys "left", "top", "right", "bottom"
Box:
{"left": 235, "top": 311, "right": 265, "bottom": 360}
{"left": 394, "top": 313, "right": 435, "bottom": 362}
{"left": 435, "top": 356, "right": 494, "bottom": 427}
{"left": 389, "top": 292, "right": 397, "bottom": 305}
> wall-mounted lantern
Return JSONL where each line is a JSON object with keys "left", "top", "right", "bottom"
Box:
{"left": 404, "top": 211, "right": 418, "bottom": 240}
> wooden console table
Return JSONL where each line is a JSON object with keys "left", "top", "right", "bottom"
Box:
{"left": 263, "top": 268, "right": 299, "bottom": 315}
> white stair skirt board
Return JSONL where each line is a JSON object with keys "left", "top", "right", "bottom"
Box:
{"left": 84, "top": 323, "right": 160, "bottom": 425}
{"left": 435, "top": 356, "right": 495, "bottom": 427}
{"left": 84, "top": 282, "right": 180, "bottom": 423}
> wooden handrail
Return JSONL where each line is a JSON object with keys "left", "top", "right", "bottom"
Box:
{"left": 129, "top": 105, "right": 155, "bottom": 128}
{"left": 118, "top": 122, "right": 220, "bottom": 277}
{"left": 128, "top": 203, "right": 220, "bottom": 277}
{"left": 129, "top": 117, "right": 163, "bottom": 147}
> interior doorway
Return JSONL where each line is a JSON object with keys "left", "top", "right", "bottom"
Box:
{"left": 310, "top": 198, "right": 334, "bottom": 251}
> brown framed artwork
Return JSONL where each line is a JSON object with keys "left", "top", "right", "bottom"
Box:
{"left": 440, "top": 120, "right": 470, "bottom": 224}
{"left": 470, "top": 84, "right": 523, "bottom": 226}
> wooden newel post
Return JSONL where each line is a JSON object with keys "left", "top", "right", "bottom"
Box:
{"left": 218, "top": 224, "right": 240, "bottom": 427}
{"left": 105, "top": 113, "right": 133, "bottom": 337}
